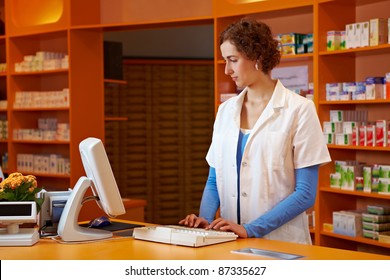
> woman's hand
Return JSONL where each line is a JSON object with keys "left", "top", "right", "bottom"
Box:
{"left": 179, "top": 214, "right": 210, "bottom": 228}
{"left": 208, "top": 218, "right": 248, "bottom": 238}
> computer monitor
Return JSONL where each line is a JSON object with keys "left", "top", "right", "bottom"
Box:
{"left": 57, "top": 137, "right": 125, "bottom": 242}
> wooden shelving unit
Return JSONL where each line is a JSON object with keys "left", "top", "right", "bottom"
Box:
{"left": 1, "top": 0, "right": 387, "bottom": 253}
{"left": 2, "top": 0, "right": 104, "bottom": 194}
{"left": 315, "top": 0, "right": 390, "bottom": 255}
{"left": 213, "top": 0, "right": 390, "bottom": 255}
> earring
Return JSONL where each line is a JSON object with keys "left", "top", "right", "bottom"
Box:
{"left": 255, "top": 63, "right": 259, "bottom": 71}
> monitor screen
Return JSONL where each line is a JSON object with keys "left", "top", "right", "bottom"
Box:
{"left": 79, "top": 137, "right": 125, "bottom": 217}
{"left": 57, "top": 137, "right": 125, "bottom": 242}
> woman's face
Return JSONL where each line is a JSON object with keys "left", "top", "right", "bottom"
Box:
{"left": 220, "top": 40, "right": 258, "bottom": 89}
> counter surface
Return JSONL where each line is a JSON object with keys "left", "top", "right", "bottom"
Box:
{"left": 2, "top": 223, "right": 390, "bottom": 260}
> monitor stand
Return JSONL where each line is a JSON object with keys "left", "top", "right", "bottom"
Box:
{"left": 57, "top": 176, "right": 113, "bottom": 242}
{"left": 0, "top": 227, "right": 39, "bottom": 246}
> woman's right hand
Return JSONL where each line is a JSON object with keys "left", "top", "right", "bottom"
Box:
{"left": 179, "top": 214, "right": 209, "bottom": 228}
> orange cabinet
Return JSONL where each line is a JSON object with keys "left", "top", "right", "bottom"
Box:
{"left": 213, "top": 0, "right": 390, "bottom": 255}
{"left": 1, "top": 0, "right": 389, "bottom": 254}
{"left": 316, "top": 0, "right": 390, "bottom": 255}
{"left": 2, "top": 0, "right": 104, "bottom": 192}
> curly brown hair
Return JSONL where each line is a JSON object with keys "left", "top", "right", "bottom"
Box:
{"left": 219, "top": 17, "right": 281, "bottom": 74}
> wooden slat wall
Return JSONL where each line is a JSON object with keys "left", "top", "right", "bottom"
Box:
{"left": 105, "top": 60, "right": 214, "bottom": 224}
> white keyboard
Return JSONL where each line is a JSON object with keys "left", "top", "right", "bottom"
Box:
{"left": 133, "top": 225, "right": 238, "bottom": 247}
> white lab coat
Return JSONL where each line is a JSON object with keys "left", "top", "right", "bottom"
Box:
{"left": 206, "top": 80, "right": 331, "bottom": 244}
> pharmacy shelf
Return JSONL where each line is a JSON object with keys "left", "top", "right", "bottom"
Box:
{"left": 214, "top": 0, "right": 390, "bottom": 255}
{"left": 320, "top": 231, "right": 390, "bottom": 249}
{"left": 320, "top": 187, "right": 390, "bottom": 200}
{"left": 319, "top": 43, "right": 390, "bottom": 56}
{"left": 327, "top": 145, "right": 390, "bottom": 152}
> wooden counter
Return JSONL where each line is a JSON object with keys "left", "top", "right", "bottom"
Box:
{"left": 0, "top": 221, "right": 389, "bottom": 260}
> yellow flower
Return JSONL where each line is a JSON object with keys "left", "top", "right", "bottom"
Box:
{"left": 0, "top": 172, "right": 43, "bottom": 212}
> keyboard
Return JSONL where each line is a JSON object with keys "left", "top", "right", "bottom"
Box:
{"left": 132, "top": 225, "right": 238, "bottom": 247}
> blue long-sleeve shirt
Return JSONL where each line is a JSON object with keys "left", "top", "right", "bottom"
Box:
{"left": 199, "top": 130, "right": 319, "bottom": 237}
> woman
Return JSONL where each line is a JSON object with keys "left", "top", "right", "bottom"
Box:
{"left": 179, "top": 18, "right": 331, "bottom": 244}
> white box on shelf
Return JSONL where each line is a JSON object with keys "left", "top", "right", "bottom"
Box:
{"left": 360, "top": 21, "right": 370, "bottom": 47}
{"left": 369, "top": 18, "right": 388, "bottom": 46}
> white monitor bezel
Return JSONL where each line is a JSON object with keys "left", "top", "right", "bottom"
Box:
{"left": 57, "top": 137, "right": 125, "bottom": 242}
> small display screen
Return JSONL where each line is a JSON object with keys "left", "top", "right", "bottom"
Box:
{"left": 0, "top": 203, "right": 32, "bottom": 216}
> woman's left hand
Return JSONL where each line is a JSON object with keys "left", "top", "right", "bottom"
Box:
{"left": 208, "top": 218, "right": 248, "bottom": 238}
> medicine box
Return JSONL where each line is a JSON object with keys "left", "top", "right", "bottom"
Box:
{"left": 296, "top": 44, "right": 305, "bottom": 54}
{"left": 363, "top": 166, "right": 372, "bottom": 192}
{"left": 343, "top": 121, "right": 358, "bottom": 134}
{"left": 376, "top": 120, "right": 388, "bottom": 147}
{"left": 338, "top": 90, "right": 351, "bottom": 101}
{"left": 355, "top": 22, "right": 363, "bottom": 47}
{"left": 378, "top": 231, "right": 390, "bottom": 244}
{"left": 352, "top": 127, "right": 359, "bottom": 146}
{"left": 372, "top": 178, "right": 379, "bottom": 192}
{"left": 335, "top": 133, "right": 351, "bottom": 146}
{"left": 362, "top": 222, "right": 390, "bottom": 232}
{"left": 323, "top": 121, "right": 342, "bottom": 134}
{"left": 330, "top": 173, "right": 341, "bottom": 188}
{"left": 367, "top": 205, "right": 390, "bottom": 215}
{"left": 363, "top": 229, "right": 380, "bottom": 240}
{"left": 358, "top": 125, "right": 367, "bottom": 146}
{"left": 355, "top": 176, "right": 364, "bottom": 191}
{"left": 280, "top": 44, "right": 297, "bottom": 55}
{"left": 323, "top": 122, "right": 332, "bottom": 134}
{"left": 326, "top": 83, "right": 343, "bottom": 101}
{"left": 330, "top": 110, "right": 344, "bottom": 122}
{"left": 365, "top": 77, "right": 377, "bottom": 100}
{"left": 362, "top": 213, "right": 390, "bottom": 223}
{"left": 333, "top": 211, "right": 362, "bottom": 237}
{"left": 327, "top": 31, "right": 341, "bottom": 51}
{"left": 378, "top": 178, "right": 390, "bottom": 193}
{"left": 378, "top": 165, "right": 390, "bottom": 178}
{"left": 353, "top": 82, "right": 366, "bottom": 100}
{"left": 369, "top": 18, "right": 388, "bottom": 46}
{"left": 359, "top": 21, "right": 370, "bottom": 47}
{"left": 324, "top": 133, "right": 335, "bottom": 144}
{"left": 346, "top": 23, "right": 356, "bottom": 49}
{"left": 340, "top": 30, "right": 346, "bottom": 49}
{"left": 340, "top": 165, "right": 357, "bottom": 190}
{"left": 366, "top": 124, "right": 376, "bottom": 147}
{"left": 279, "top": 33, "right": 304, "bottom": 44}
{"left": 302, "top": 33, "right": 313, "bottom": 45}
{"left": 334, "top": 160, "right": 348, "bottom": 173}
{"left": 305, "top": 42, "right": 313, "bottom": 53}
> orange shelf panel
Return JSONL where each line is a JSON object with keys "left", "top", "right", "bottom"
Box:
{"left": 320, "top": 187, "right": 390, "bottom": 200}
{"left": 320, "top": 230, "right": 390, "bottom": 249}
{"left": 213, "top": 0, "right": 314, "bottom": 17}
{"left": 320, "top": 44, "right": 390, "bottom": 56}
{"left": 104, "top": 79, "right": 127, "bottom": 85}
{"left": 327, "top": 144, "right": 390, "bottom": 152}
{"left": 70, "top": 0, "right": 101, "bottom": 27}
{"left": 5, "top": 0, "right": 70, "bottom": 36}
{"left": 105, "top": 117, "right": 128, "bottom": 122}
{"left": 99, "top": 0, "right": 212, "bottom": 27}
